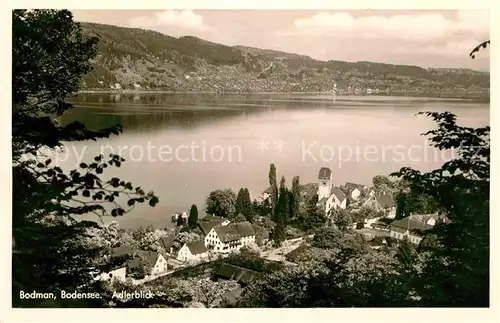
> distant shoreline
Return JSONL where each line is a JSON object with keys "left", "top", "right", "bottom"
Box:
{"left": 76, "top": 90, "right": 490, "bottom": 100}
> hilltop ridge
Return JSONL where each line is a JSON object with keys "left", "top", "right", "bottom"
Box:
{"left": 79, "top": 22, "right": 489, "bottom": 95}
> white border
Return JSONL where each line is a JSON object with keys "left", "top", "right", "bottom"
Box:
{"left": 1, "top": 1, "right": 497, "bottom": 322}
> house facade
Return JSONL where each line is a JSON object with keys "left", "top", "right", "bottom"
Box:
{"left": 363, "top": 190, "right": 396, "bottom": 218}
{"left": 344, "top": 182, "right": 369, "bottom": 200}
{"left": 95, "top": 266, "right": 127, "bottom": 282}
{"left": 121, "top": 250, "right": 169, "bottom": 279}
{"left": 141, "top": 251, "right": 169, "bottom": 276}
{"left": 198, "top": 216, "right": 231, "bottom": 236}
{"left": 256, "top": 187, "right": 274, "bottom": 203}
{"left": 322, "top": 186, "right": 347, "bottom": 215}
{"left": 389, "top": 216, "right": 434, "bottom": 244}
{"left": 205, "top": 221, "right": 255, "bottom": 253}
{"left": 177, "top": 240, "right": 209, "bottom": 262}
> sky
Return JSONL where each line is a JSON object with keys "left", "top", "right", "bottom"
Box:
{"left": 71, "top": 9, "right": 490, "bottom": 70}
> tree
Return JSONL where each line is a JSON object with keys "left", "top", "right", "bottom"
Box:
{"left": 392, "top": 111, "right": 490, "bottom": 306}
{"left": 395, "top": 183, "right": 439, "bottom": 220}
{"left": 395, "top": 192, "right": 411, "bottom": 220}
{"left": 396, "top": 237, "right": 418, "bottom": 267}
{"left": 175, "top": 231, "right": 202, "bottom": 245}
{"left": 205, "top": 189, "right": 236, "bottom": 218}
{"left": 176, "top": 215, "right": 185, "bottom": 227}
{"left": 312, "top": 226, "right": 343, "bottom": 249}
{"left": 272, "top": 222, "right": 286, "bottom": 247}
{"left": 243, "top": 188, "right": 254, "bottom": 221}
{"left": 12, "top": 10, "right": 158, "bottom": 307}
{"left": 350, "top": 205, "right": 380, "bottom": 223}
{"left": 333, "top": 209, "right": 353, "bottom": 233}
{"left": 188, "top": 204, "right": 199, "bottom": 229}
{"left": 235, "top": 188, "right": 246, "bottom": 214}
{"left": 234, "top": 213, "right": 247, "bottom": 222}
{"left": 173, "top": 278, "right": 239, "bottom": 308}
{"left": 139, "top": 229, "right": 169, "bottom": 251}
{"left": 234, "top": 241, "right": 405, "bottom": 308}
{"left": 297, "top": 193, "right": 327, "bottom": 231}
{"left": 470, "top": 40, "right": 490, "bottom": 59}
{"left": 235, "top": 188, "right": 253, "bottom": 221}
{"left": 268, "top": 164, "right": 278, "bottom": 217}
{"left": 275, "top": 176, "right": 289, "bottom": 224}
{"left": 272, "top": 176, "right": 289, "bottom": 246}
{"left": 372, "top": 175, "right": 393, "bottom": 191}
{"left": 290, "top": 176, "right": 302, "bottom": 219}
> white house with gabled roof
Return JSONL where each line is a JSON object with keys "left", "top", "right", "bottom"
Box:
{"left": 205, "top": 221, "right": 255, "bottom": 253}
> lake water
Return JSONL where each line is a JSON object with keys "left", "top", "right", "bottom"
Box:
{"left": 58, "top": 93, "right": 489, "bottom": 229}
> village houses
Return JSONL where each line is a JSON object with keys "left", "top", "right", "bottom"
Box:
{"left": 343, "top": 182, "right": 371, "bottom": 200}
{"left": 177, "top": 240, "right": 210, "bottom": 262}
{"left": 106, "top": 245, "right": 172, "bottom": 280}
{"left": 363, "top": 189, "right": 397, "bottom": 218}
{"left": 256, "top": 186, "right": 274, "bottom": 203}
{"left": 204, "top": 221, "right": 256, "bottom": 253}
{"left": 316, "top": 167, "right": 347, "bottom": 215}
{"left": 198, "top": 215, "right": 230, "bottom": 236}
{"left": 94, "top": 245, "right": 131, "bottom": 282}
{"left": 388, "top": 215, "right": 435, "bottom": 244}
{"left": 172, "top": 211, "right": 189, "bottom": 223}
{"left": 159, "top": 235, "right": 175, "bottom": 255}
{"left": 126, "top": 250, "right": 169, "bottom": 277}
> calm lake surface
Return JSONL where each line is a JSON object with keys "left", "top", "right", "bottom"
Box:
{"left": 59, "top": 93, "right": 490, "bottom": 229}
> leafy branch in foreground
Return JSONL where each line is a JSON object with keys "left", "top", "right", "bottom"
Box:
{"left": 469, "top": 40, "right": 490, "bottom": 59}
{"left": 12, "top": 9, "right": 159, "bottom": 307}
{"left": 391, "top": 111, "right": 489, "bottom": 307}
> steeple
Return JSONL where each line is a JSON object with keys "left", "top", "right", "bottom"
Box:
{"left": 317, "top": 167, "right": 333, "bottom": 200}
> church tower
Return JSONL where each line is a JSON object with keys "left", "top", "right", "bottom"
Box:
{"left": 317, "top": 167, "right": 332, "bottom": 200}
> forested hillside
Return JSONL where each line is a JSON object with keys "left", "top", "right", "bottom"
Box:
{"left": 80, "top": 22, "right": 490, "bottom": 95}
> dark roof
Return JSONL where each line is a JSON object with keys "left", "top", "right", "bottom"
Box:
{"left": 199, "top": 221, "right": 221, "bottom": 236}
{"left": 285, "top": 244, "right": 309, "bottom": 262}
{"left": 201, "top": 215, "right": 227, "bottom": 223}
{"left": 253, "top": 225, "right": 269, "bottom": 241}
{"left": 345, "top": 182, "right": 367, "bottom": 192}
{"left": 390, "top": 217, "right": 434, "bottom": 234}
{"left": 376, "top": 191, "right": 396, "bottom": 208}
{"left": 160, "top": 236, "right": 174, "bottom": 250}
{"left": 214, "top": 222, "right": 255, "bottom": 243}
{"left": 391, "top": 226, "right": 408, "bottom": 234}
{"left": 317, "top": 197, "right": 328, "bottom": 205}
{"left": 111, "top": 245, "right": 133, "bottom": 257}
{"left": 413, "top": 213, "right": 450, "bottom": 224}
{"left": 371, "top": 221, "right": 389, "bottom": 229}
{"left": 216, "top": 263, "right": 256, "bottom": 284}
{"left": 331, "top": 186, "right": 347, "bottom": 202}
{"left": 126, "top": 258, "right": 142, "bottom": 269}
{"left": 185, "top": 240, "right": 208, "bottom": 255}
{"left": 135, "top": 250, "right": 159, "bottom": 269}
{"left": 318, "top": 167, "right": 332, "bottom": 180}
{"left": 263, "top": 186, "right": 274, "bottom": 194}
{"left": 368, "top": 236, "right": 387, "bottom": 246}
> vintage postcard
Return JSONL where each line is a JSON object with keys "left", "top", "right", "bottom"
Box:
{"left": 6, "top": 1, "right": 493, "bottom": 319}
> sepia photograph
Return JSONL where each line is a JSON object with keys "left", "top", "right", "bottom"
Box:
{"left": 10, "top": 5, "right": 490, "bottom": 310}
